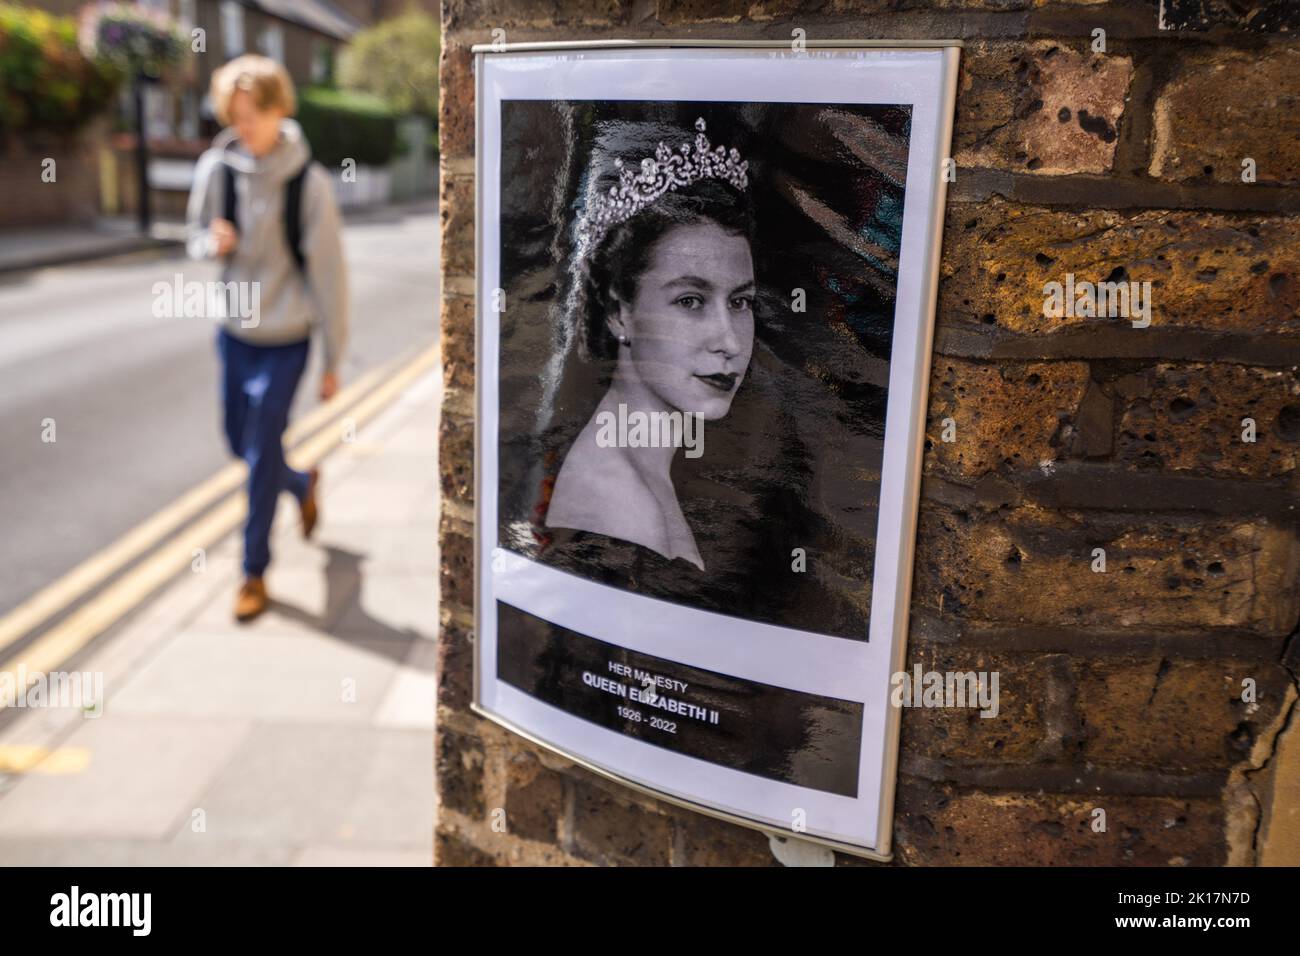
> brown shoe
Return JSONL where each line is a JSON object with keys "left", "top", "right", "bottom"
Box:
{"left": 300, "top": 467, "right": 319, "bottom": 539}
{"left": 235, "top": 577, "right": 268, "bottom": 622}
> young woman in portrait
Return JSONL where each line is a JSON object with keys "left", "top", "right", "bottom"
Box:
{"left": 543, "top": 120, "right": 756, "bottom": 571}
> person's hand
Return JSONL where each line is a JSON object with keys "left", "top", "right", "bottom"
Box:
{"left": 210, "top": 218, "right": 238, "bottom": 256}
{"left": 319, "top": 371, "right": 339, "bottom": 401}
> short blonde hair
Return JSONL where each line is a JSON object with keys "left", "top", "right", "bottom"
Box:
{"left": 211, "top": 54, "right": 296, "bottom": 125}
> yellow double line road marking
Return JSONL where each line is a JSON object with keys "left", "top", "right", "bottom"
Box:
{"left": 0, "top": 355, "right": 393, "bottom": 659}
{"left": 0, "top": 745, "right": 91, "bottom": 775}
{"left": 0, "top": 344, "right": 438, "bottom": 705}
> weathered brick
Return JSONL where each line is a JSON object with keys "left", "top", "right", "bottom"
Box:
{"left": 440, "top": 171, "right": 475, "bottom": 278}
{"left": 1150, "top": 46, "right": 1300, "bottom": 185}
{"left": 955, "top": 41, "right": 1132, "bottom": 175}
{"left": 571, "top": 781, "right": 672, "bottom": 866}
{"left": 748, "top": 0, "right": 825, "bottom": 20}
{"left": 434, "top": 827, "right": 497, "bottom": 866}
{"left": 555, "top": 0, "right": 629, "bottom": 23}
{"left": 1115, "top": 364, "right": 1300, "bottom": 479}
{"left": 894, "top": 782, "right": 1225, "bottom": 865}
{"left": 899, "top": 647, "right": 1062, "bottom": 763}
{"left": 1258, "top": 696, "right": 1300, "bottom": 865}
{"left": 940, "top": 200, "right": 1300, "bottom": 335}
{"left": 670, "top": 808, "right": 779, "bottom": 866}
{"left": 827, "top": 0, "right": 1024, "bottom": 9}
{"left": 446, "top": 0, "right": 628, "bottom": 29}
{"left": 1074, "top": 658, "right": 1293, "bottom": 772}
{"left": 504, "top": 751, "right": 565, "bottom": 843}
{"left": 925, "top": 358, "right": 1091, "bottom": 478}
{"left": 913, "top": 505, "right": 1300, "bottom": 635}
{"left": 438, "top": 43, "right": 474, "bottom": 160}
{"left": 436, "top": 611, "right": 475, "bottom": 713}
{"left": 439, "top": 521, "right": 475, "bottom": 611}
{"left": 446, "top": 0, "right": 547, "bottom": 29}
{"left": 436, "top": 727, "right": 487, "bottom": 819}
{"left": 441, "top": 292, "right": 476, "bottom": 396}
{"left": 439, "top": 412, "right": 474, "bottom": 506}
{"left": 656, "top": 0, "right": 750, "bottom": 23}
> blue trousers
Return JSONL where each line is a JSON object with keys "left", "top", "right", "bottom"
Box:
{"left": 217, "top": 329, "right": 311, "bottom": 577}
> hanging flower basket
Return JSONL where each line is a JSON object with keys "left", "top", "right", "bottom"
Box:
{"left": 78, "top": 1, "right": 188, "bottom": 81}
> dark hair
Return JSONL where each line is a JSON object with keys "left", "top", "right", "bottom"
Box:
{"left": 573, "top": 177, "right": 756, "bottom": 362}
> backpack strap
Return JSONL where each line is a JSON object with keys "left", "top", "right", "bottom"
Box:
{"left": 283, "top": 161, "right": 309, "bottom": 274}
{"left": 222, "top": 161, "right": 238, "bottom": 233}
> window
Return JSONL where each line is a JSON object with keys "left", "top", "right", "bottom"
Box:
{"left": 220, "top": 0, "right": 244, "bottom": 57}
{"left": 311, "top": 40, "right": 333, "bottom": 85}
{"left": 179, "top": 90, "right": 199, "bottom": 140}
{"left": 144, "top": 85, "right": 174, "bottom": 140}
{"left": 257, "top": 23, "right": 285, "bottom": 63}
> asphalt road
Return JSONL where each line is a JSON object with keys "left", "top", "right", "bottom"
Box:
{"left": 0, "top": 201, "right": 439, "bottom": 617}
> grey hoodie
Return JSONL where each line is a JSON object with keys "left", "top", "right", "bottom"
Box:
{"left": 186, "top": 119, "right": 348, "bottom": 373}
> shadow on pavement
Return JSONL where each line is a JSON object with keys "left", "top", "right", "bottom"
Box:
{"left": 266, "top": 545, "right": 430, "bottom": 669}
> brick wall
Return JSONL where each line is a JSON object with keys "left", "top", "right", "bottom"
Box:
{"left": 435, "top": 0, "right": 1300, "bottom": 866}
{"left": 0, "top": 126, "right": 104, "bottom": 229}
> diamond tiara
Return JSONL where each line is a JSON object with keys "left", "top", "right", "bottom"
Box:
{"left": 574, "top": 117, "right": 750, "bottom": 261}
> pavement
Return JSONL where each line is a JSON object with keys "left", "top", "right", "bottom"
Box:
{"left": 0, "top": 364, "right": 440, "bottom": 866}
{"left": 0, "top": 219, "right": 184, "bottom": 275}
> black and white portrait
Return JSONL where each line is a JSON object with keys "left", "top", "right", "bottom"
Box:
{"left": 496, "top": 99, "right": 911, "bottom": 641}
{"left": 546, "top": 117, "right": 757, "bottom": 570}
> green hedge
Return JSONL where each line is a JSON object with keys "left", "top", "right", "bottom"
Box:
{"left": 296, "top": 87, "right": 398, "bottom": 168}
{"left": 0, "top": 4, "right": 118, "bottom": 134}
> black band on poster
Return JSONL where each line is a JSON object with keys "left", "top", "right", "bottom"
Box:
{"left": 496, "top": 600, "right": 864, "bottom": 796}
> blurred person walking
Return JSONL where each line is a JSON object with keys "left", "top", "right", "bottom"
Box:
{"left": 186, "top": 55, "right": 349, "bottom": 622}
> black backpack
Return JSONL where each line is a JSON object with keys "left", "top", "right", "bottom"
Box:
{"left": 222, "top": 160, "right": 309, "bottom": 273}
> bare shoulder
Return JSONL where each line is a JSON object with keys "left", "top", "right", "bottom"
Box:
{"left": 547, "top": 441, "right": 649, "bottom": 529}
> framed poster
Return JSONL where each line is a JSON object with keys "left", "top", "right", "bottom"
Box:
{"left": 472, "top": 40, "right": 961, "bottom": 859}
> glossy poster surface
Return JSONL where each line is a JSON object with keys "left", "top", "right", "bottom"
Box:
{"left": 475, "top": 46, "right": 959, "bottom": 855}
